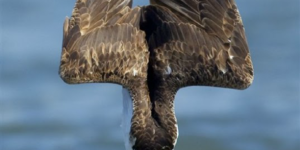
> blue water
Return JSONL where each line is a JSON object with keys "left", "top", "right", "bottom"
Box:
{"left": 0, "top": 0, "right": 299, "bottom": 150}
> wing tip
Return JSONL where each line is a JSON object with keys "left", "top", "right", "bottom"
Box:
{"left": 59, "top": 69, "right": 76, "bottom": 84}
{"left": 241, "top": 76, "right": 254, "bottom": 90}
{"left": 238, "top": 68, "right": 254, "bottom": 90}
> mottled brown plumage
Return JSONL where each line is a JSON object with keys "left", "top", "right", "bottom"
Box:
{"left": 59, "top": 0, "right": 253, "bottom": 150}
{"left": 145, "top": 0, "right": 253, "bottom": 91}
{"left": 60, "top": 0, "right": 149, "bottom": 86}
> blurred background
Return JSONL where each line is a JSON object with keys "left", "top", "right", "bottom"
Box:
{"left": 0, "top": 0, "right": 299, "bottom": 150}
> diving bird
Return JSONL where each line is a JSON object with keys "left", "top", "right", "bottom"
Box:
{"left": 59, "top": 0, "right": 254, "bottom": 149}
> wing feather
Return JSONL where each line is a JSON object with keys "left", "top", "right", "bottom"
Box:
{"left": 144, "top": 0, "right": 253, "bottom": 90}
{"left": 60, "top": 0, "right": 149, "bottom": 87}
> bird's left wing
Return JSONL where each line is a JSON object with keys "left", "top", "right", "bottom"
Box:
{"left": 142, "top": 0, "right": 253, "bottom": 91}
{"left": 59, "top": 0, "right": 149, "bottom": 87}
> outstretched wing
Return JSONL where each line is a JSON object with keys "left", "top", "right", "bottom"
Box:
{"left": 59, "top": 0, "right": 149, "bottom": 87}
{"left": 143, "top": 0, "right": 253, "bottom": 91}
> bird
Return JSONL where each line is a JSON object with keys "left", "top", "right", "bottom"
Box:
{"left": 59, "top": 0, "right": 254, "bottom": 150}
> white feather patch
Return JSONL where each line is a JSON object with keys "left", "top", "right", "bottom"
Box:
{"left": 133, "top": 69, "right": 138, "bottom": 76}
{"left": 220, "top": 68, "right": 228, "bottom": 74}
{"left": 165, "top": 65, "right": 172, "bottom": 75}
{"left": 173, "top": 124, "right": 179, "bottom": 146}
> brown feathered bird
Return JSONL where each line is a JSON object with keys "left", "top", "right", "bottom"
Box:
{"left": 59, "top": 0, "right": 254, "bottom": 149}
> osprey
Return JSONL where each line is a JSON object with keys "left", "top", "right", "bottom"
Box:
{"left": 59, "top": 0, "right": 254, "bottom": 149}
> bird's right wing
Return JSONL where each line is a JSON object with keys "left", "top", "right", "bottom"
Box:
{"left": 59, "top": 0, "right": 149, "bottom": 87}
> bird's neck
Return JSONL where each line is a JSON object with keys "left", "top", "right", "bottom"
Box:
{"left": 121, "top": 82, "right": 178, "bottom": 150}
